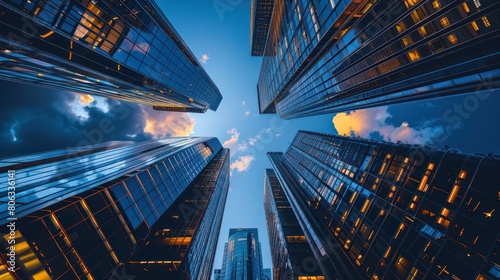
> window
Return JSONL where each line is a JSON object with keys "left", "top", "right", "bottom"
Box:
{"left": 482, "top": 16, "right": 491, "bottom": 27}
{"left": 447, "top": 34, "right": 458, "bottom": 45}
{"left": 440, "top": 17, "right": 450, "bottom": 27}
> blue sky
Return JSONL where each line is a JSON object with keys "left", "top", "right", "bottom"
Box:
{"left": 1, "top": 0, "right": 499, "bottom": 278}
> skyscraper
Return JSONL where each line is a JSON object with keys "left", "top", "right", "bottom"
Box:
{"left": 216, "top": 228, "right": 270, "bottom": 280}
{"left": 252, "top": 0, "right": 500, "bottom": 118}
{"left": 0, "top": 137, "right": 230, "bottom": 279}
{"left": 0, "top": 0, "right": 222, "bottom": 113}
{"left": 267, "top": 130, "right": 500, "bottom": 279}
{"left": 264, "top": 169, "right": 324, "bottom": 280}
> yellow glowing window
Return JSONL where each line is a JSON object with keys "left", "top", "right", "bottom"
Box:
{"left": 482, "top": 16, "right": 491, "bottom": 27}
{"left": 384, "top": 246, "right": 392, "bottom": 258}
{"left": 395, "top": 223, "right": 405, "bottom": 239}
{"left": 447, "top": 185, "right": 460, "bottom": 203}
{"left": 349, "top": 191, "right": 358, "bottom": 204}
{"left": 440, "top": 17, "right": 450, "bottom": 27}
{"left": 361, "top": 199, "right": 371, "bottom": 213}
{"left": 432, "top": 0, "right": 441, "bottom": 9}
{"left": 418, "top": 26, "right": 427, "bottom": 37}
{"left": 404, "top": 0, "right": 419, "bottom": 8}
{"left": 462, "top": 3, "right": 470, "bottom": 13}
{"left": 286, "top": 236, "right": 307, "bottom": 242}
{"left": 396, "top": 21, "right": 406, "bottom": 33}
{"left": 402, "top": 36, "right": 413, "bottom": 47}
{"left": 447, "top": 34, "right": 458, "bottom": 45}
{"left": 458, "top": 170, "right": 467, "bottom": 179}
{"left": 164, "top": 237, "right": 191, "bottom": 245}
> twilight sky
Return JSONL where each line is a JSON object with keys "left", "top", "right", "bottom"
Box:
{"left": 1, "top": 0, "right": 500, "bottom": 278}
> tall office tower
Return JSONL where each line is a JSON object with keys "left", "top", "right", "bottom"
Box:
{"left": 0, "top": 138, "right": 230, "bottom": 279}
{"left": 264, "top": 169, "right": 324, "bottom": 280}
{"left": 252, "top": 0, "right": 500, "bottom": 118}
{"left": 267, "top": 131, "right": 500, "bottom": 279}
{"left": 217, "top": 228, "right": 269, "bottom": 280}
{"left": 250, "top": 0, "right": 275, "bottom": 56}
{"left": 0, "top": 0, "right": 222, "bottom": 113}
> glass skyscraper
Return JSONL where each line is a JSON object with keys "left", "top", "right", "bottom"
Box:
{"left": 0, "top": 0, "right": 222, "bottom": 113}
{"left": 0, "top": 137, "right": 230, "bottom": 279}
{"left": 252, "top": 0, "right": 500, "bottom": 118}
{"left": 216, "top": 228, "right": 270, "bottom": 280}
{"left": 267, "top": 130, "right": 500, "bottom": 279}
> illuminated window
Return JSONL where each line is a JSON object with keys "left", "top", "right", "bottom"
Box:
{"left": 447, "top": 185, "right": 460, "bottom": 203}
{"left": 286, "top": 236, "right": 307, "bottom": 242}
{"left": 458, "top": 170, "right": 467, "bottom": 179}
{"left": 361, "top": 199, "right": 371, "bottom": 213}
{"left": 447, "top": 34, "right": 458, "bottom": 44}
{"left": 437, "top": 208, "right": 450, "bottom": 227}
{"left": 408, "top": 49, "right": 420, "bottom": 61}
{"left": 482, "top": 16, "right": 491, "bottom": 27}
{"left": 418, "top": 26, "right": 427, "bottom": 37}
{"left": 463, "top": 3, "right": 470, "bottom": 13}
{"left": 384, "top": 246, "right": 392, "bottom": 258}
{"left": 396, "top": 21, "right": 406, "bottom": 33}
{"left": 432, "top": 0, "right": 441, "bottom": 9}
{"left": 473, "top": 0, "right": 481, "bottom": 8}
{"left": 404, "top": 0, "right": 419, "bottom": 8}
{"left": 440, "top": 17, "right": 450, "bottom": 27}
{"left": 402, "top": 36, "right": 413, "bottom": 47}
{"left": 418, "top": 163, "right": 435, "bottom": 192}
{"left": 164, "top": 237, "right": 191, "bottom": 245}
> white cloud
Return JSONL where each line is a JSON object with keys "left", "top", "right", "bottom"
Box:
{"left": 200, "top": 54, "right": 210, "bottom": 64}
{"left": 223, "top": 128, "right": 240, "bottom": 149}
{"left": 333, "top": 106, "right": 445, "bottom": 145}
{"left": 230, "top": 155, "right": 255, "bottom": 173}
{"left": 248, "top": 135, "right": 261, "bottom": 146}
{"left": 242, "top": 101, "right": 246, "bottom": 106}
{"left": 245, "top": 110, "right": 250, "bottom": 116}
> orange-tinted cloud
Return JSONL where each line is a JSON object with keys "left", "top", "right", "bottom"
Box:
{"left": 230, "top": 155, "right": 255, "bottom": 173}
{"left": 79, "top": 94, "right": 94, "bottom": 105}
{"left": 143, "top": 107, "right": 195, "bottom": 139}
{"left": 333, "top": 106, "right": 444, "bottom": 144}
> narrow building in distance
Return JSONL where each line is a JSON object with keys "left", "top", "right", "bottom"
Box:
{"left": 0, "top": 0, "right": 222, "bottom": 113}
{"left": 266, "top": 130, "right": 500, "bottom": 279}
{"left": 252, "top": 0, "right": 499, "bottom": 118}
{"left": 0, "top": 138, "right": 229, "bottom": 279}
{"left": 264, "top": 168, "right": 324, "bottom": 280}
{"left": 216, "top": 228, "right": 271, "bottom": 279}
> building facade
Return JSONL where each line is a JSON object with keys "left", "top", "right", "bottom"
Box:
{"left": 264, "top": 169, "right": 324, "bottom": 280}
{"left": 0, "top": 0, "right": 222, "bottom": 113}
{"left": 253, "top": 0, "right": 500, "bottom": 118}
{"left": 217, "top": 228, "right": 270, "bottom": 280}
{"left": 0, "top": 138, "right": 230, "bottom": 279}
{"left": 267, "top": 130, "right": 500, "bottom": 279}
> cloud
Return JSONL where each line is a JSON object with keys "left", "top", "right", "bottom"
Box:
{"left": 248, "top": 135, "right": 261, "bottom": 146}
{"left": 79, "top": 94, "right": 95, "bottom": 105}
{"left": 333, "top": 106, "right": 445, "bottom": 145}
{"left": 242, "top": 101, "right": 246, "bottom": 106}
{"left": 230, "top": 155, "right": 255, "bottom": 173}
{"left": 143, "top": 107, "right": 195, "bottom": 139}
{"left": 223, "top": 128, "right": 240, "bottom": 149}
{"left": 245, "top": 110, "right": 250, "bottom": 116}
{"left": 200, "top": 54, "right": 210, "bottom": 64}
